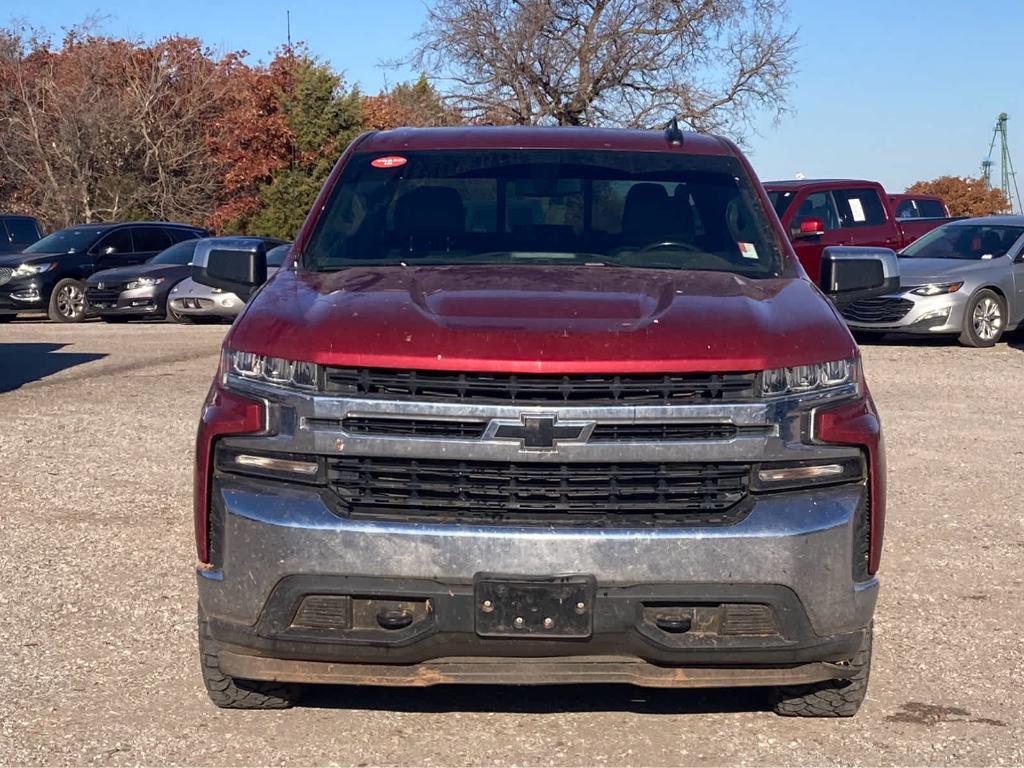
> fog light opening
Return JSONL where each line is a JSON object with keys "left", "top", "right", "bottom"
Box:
{"left": 756, "top": 464, "right": 846, "bottom": 483}
{"left": 233, "top": 454, "right": 319, "bottom": 476}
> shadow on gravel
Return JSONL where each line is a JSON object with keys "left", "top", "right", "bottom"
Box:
{"left": 301, "top": 683, "right": 772, "bottom": 715}
{"left": 0, "top": 343, "right": 106, "bottom": 392}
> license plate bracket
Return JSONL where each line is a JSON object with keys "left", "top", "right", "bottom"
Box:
{"left": 474, "top": 574, "right": 595, "bottom": 639}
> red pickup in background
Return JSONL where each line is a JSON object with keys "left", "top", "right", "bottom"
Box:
{"left": 764, "top": 179, "right": 952, "bottom": 282}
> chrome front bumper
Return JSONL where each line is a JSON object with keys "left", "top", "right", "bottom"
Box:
{"left": 197, "top": 475, "right": 877, "bottom": 639}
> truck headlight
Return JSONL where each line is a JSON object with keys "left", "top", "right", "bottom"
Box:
{"left": 224, "top": 349, "right": 320, "bottom": 391}
{"left": 910, "top": 282, "right": 963, "bottom": 296}
{"left": 12, "top": 262, "right": 55, "bottom": 277}
{"left": 125, "top": 276, "right": 165, "bottom": 290}
{"left": 762, "top": 359, "right": 857, "bottom": 398}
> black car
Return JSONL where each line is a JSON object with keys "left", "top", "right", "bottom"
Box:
{"left": 0, "top": 221, "right": 207, "bottom": 322}
{"left": 0, "top": 215, "right": 43, "bottom": 254}
{"left": 85, "top": 238, "right": 202, "bottom": 323}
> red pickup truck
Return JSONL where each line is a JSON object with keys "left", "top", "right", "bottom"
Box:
{"left": 765, "top": 179, "right": 951, "bottom": 282}
{"left": 189, "top": 126, "right": 894, "bottom": 717}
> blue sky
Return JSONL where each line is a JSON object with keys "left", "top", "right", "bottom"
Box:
{"left": 5, "top": 0, "right": 1022, "bottom": 192}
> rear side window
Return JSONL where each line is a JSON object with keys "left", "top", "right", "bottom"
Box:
{"left": 167, "top": 227, "right": 204, "bottom": 243}
{"left": 5, "top": 218, "right": 40, "bottom": 244}
{"left": 916, "top": 199, "right": 946, "bottom": 218}
{"left": 131, "top": 226, "right": 172, "bottom": 252}
{"left": 305, "top": 149, "right": 783, "bottom": 278}
{"left": 833, "top": 188, "right": 887, "bottom": 227}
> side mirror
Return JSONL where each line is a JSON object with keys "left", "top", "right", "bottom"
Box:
{"left": 819, "top": 246, "right": 900, "bottom": 307}
{"left": 191, "top": 237, "right": 268, "bottom": 302}
{"left": 792, "top": 217, "right": 825, "bottom": 239}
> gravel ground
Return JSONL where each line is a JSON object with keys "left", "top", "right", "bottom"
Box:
{"left": 1, "top": 319, "right": 1022, "bottom": 766}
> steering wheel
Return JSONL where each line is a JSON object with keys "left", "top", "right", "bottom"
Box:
{"left": 634, "top": 240, "right": 703, "bottom": 255}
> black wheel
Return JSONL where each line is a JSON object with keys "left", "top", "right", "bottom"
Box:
{"left": 198, "top": 607, "right": 301, "bottom": 709}
{"left": 47, "top": 278, "right": 87, "bottom": 322}
{"left": 851, "top": 330, "right": 887, "bottom": 344}
{"left": 773, "top": 623, "right": 872, "bottom": 717}
{"left": 100, "top": 315, "right": 130, "bottom": 323}
{"left": 959, "top": 289, "right": 1005, "bottom": 347}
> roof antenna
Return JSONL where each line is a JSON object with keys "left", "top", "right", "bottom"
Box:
{"left": 664, "top": 116, "right": 684, "bottom": 146}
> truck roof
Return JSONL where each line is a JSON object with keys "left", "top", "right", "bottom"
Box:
{"left": 357, "top": 126, "right": 733, "bottom": 156}
{"left": 763, "top": 179, "right": 880, "bottom": 189}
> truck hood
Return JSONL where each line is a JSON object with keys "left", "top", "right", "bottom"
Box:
{"left": 896, "top": 257, "right": 1002, "bottom": 286}
{"left": 227, "top": 265, "right": 856, "bottom": 373}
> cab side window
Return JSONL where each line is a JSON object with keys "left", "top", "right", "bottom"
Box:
{"left": 94, "top": 229, "right": 133, "bottom": 254}
{"left": 794, "top": 192, "right": 839, "bottom": 231}
{"left": 894, "top": 200, "right": 918, "bottom": 218}
{"left": 131, "top": 226, "right": 172, "bottom": 253}
{"left": 833, "top": 189, "right": 887, "bottom": 227}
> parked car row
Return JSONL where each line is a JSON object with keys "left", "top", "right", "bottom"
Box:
{"left": 0, "top": 218, "right": 289, "bottom": 324}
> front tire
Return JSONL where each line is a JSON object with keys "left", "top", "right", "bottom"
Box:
{"left": 773, "top": 623, "right": 872, "bottom": 717}
{"left": 959, "top": 289, "right": 1005, "bottom": 347}
{"left": 198, "top": 607, "right": 301, "bottom": 709}
{"left": 48, "top": 279, "right": 87, "bottom": 323}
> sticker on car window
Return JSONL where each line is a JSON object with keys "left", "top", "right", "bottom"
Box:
{"left": 370, "top": 156, "right": 408, "bottom": 168}
{"left": 738, "top": 242, "right": 759, "bottom": 259}
{"left": 848, "top": 198, "right": 866, "bottom": 222}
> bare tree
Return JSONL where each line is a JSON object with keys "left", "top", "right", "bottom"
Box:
{"left": 413, "top": 0, "right": 797, "bottom": 137}
{"left": 0, "top": 24, "right": 233, "bottom": 229}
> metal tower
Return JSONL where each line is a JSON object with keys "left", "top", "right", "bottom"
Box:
{"left": 982, "top": 113, "right": 1020, "bottom": 213}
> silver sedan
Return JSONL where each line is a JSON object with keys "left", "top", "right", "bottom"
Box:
{"left": 840, "top": 216, "right": 1024, "bottom": 347}
{"left": 168, "top": 242, "right": 290, "bottom": 322}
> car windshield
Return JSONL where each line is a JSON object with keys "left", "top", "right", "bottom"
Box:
{"left": 23, "top": 227, "right": 104, "bottom": 254}
{"left": 149, "top": 239, "right": 198, "bottom": 265}
{"left": 303, "top": 149, "right": 783, "bottom": 278}
{"left": 266, "top": 243, "right": 292, "bottom": 268}
{"left": 900, "top": 223, "right": 1024, "bottom": 260}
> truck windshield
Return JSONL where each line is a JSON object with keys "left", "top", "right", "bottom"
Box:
{"left": 303, "top": 150, "right": 782, "bottom": 277}
{"left": 900, "top": 223, "right": 1024, "bottom": 260}
{"left": 765, "top": 190, "right": 795, "bottom": 219}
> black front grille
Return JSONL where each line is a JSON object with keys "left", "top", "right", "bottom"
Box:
{"left": 0, "top": 267, "right": 13, "bottom": 287}
{"left": 841, "top": 297, "right": 913, "bottom": 324}
{"left": 590, "top": 423, "right": 739, "bottom": 441}
{"left": 327, "top": 456, "right": 750, "bottom": 526}
{"left": 324, "top": 368, "right": 758, "bottom": 405}
{"left": 339, "top": 417, "right": 743, "bottom": 442}
{"left": 342, "top": 416, "right": 487, "bottom": 438}
{"left": 86, "top": 286, "right": 124, "bottom": 305}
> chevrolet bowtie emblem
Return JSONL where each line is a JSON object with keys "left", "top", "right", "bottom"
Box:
{"left": 484, "top": 414, "right": 595, "bottom": 451}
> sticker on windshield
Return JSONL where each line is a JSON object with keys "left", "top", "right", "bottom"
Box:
{"left": 370, "top": 155, "right": 408, "bottom": 168}
{"left": 738, "top": 242, "right": 759, "bottom": 260}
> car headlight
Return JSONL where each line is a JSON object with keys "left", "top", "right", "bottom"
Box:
{"left": 12, "top": 262, "right": 55, "bottom": 277}
{"left": 224, "top": 349, "right": 320, "bottom": 391}
{"left": 125, "top": 276, "right": 165, "bottom": 290}
{"left": 910, "top": 282, "right": 963, "bottom": 296}
{"left": 762, "top": 359, "right": 858, "bottom": 398}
